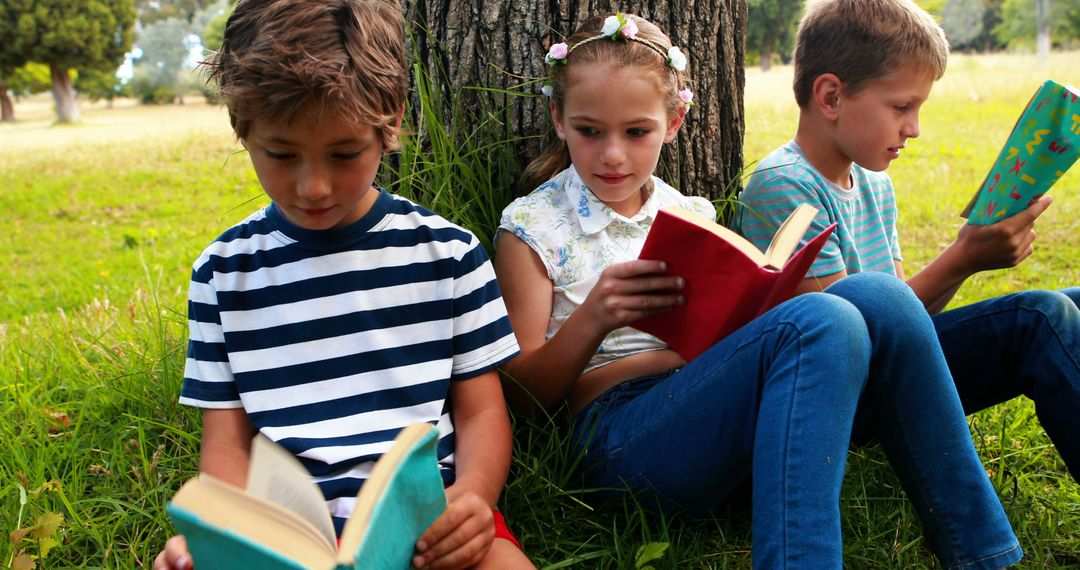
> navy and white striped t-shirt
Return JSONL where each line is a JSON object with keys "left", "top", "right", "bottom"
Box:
{"left": 179, "top": 189, "right": 519, "bottom": 534}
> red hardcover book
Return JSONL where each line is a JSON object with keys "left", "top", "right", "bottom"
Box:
{"left": 635, "top": 203, "right": 835, "bottom": 361}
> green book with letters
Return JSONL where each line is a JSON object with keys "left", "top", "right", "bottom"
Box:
{"left": 961, "top": 79, "right": 1080, "bottom": 224}
{"left": 166, "top": 422, "right": 446, "bottom": 569}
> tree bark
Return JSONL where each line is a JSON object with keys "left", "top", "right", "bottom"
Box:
{"left": 50, "top": 63, "right": 80, "bottom": 123}
{"left": 403, "top": 0, "right": 746, "bottom": 203}
{"left": 0, "top": 80, "right": 14, "bottom": 123}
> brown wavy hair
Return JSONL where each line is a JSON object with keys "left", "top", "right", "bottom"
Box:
{"left": 793, "top": 0, "right": 948, "bottom": 108}
{"left": 203, "top": 0, "right": 407, "bottom": 150}
{"left": 518, "top": 14, "right": 690, "bottom": 193}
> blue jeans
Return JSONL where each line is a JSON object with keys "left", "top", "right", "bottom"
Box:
{"left": 573, "top": 272, "right": 1021, "bottom": 569}
{"left": 934, "top": 287, "right": 1080, "bottom": 481}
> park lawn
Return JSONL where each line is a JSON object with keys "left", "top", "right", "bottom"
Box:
{"left": 2, "top": 51, "right": 1079, "bottom": 568}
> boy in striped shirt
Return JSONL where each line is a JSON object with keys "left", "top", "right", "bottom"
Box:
{"left": 155, "top": 1, "right": 534, "bottom": 568}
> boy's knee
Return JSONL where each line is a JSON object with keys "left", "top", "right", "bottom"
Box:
{"left": 1013, "top": 289, "right": 1080, "bottom": 327}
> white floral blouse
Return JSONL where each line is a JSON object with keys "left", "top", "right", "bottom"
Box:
{"left": 497, "top": 166, "right": 716, "bottom": 373}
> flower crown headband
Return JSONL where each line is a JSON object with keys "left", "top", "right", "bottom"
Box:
{"left": 542, "top": 13, "right": 694, "bottom": 107}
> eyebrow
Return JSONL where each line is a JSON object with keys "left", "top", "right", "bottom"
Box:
{"left": 256, "top": 134, "right": 372, "bottom": 147}
{"left": 567, "top": 115, "right": 661, "bottom": 125}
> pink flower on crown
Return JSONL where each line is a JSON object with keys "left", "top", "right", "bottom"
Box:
{"left": 620, "top": 18, "right": 638, "bottom": 38}
{"left": 545, "top": 42, "right": 569, "bottom": 65}
{"left": 679, "top": 88, "right": 694, "bottom": 106}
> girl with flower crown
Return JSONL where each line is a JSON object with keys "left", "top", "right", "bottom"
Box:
{"left": 494, "top": 12, "right": 1022, "bottom": 569}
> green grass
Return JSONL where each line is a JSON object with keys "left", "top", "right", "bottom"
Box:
{"left": 2, "top": 51, "right": 1079, "bottom": 568}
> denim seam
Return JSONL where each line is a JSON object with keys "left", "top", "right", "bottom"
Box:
{"left": 936, "top": 298, "right": 1080, "bottom": 373}
{"left": 948, "top": 541, "right": 1022, "bottom": 570}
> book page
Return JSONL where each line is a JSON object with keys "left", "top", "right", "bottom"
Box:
{"left": 659, "top": 207, "right": 766, "bottom": 266}
{"left": 170, "top": 474, "right": 336, "bottom": 567}
{"left": 247, "top": 434, "right": 338, "bottom": 547}
{"left": 763, "top": 203, "right": 818, "bottom": 269}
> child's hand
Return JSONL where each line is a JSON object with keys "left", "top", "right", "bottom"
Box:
{"left": 581, "top": 259, "right": 684, "bottom": 332}
{"left": 412, "top": 487, "right": 494, "bottom": 570}
{"left": 152, "top": 535, "right": 193, "bottom": 570}
{"left": 955, "top": 196, "right": 1052, "bottom": 273}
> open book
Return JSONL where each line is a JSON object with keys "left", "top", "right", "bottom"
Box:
{"left": 634, "top": 203, "right": 835, "bottom": 361}
{"left": 961, "top": 79, "right": 1080, "bottom": 224}
{"left": 167, "top": 422, "right": 447, "bottom": 570}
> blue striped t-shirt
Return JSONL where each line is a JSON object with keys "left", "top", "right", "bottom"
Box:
{"left": 738, "top": 141, "right": 902, "bottom": 278}
{"left": 179, "top": 189, "right": 519, "bottom": 534}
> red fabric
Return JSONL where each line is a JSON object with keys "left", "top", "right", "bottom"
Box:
{"left": 492, "top": 510, "right": 522, "bottom": 550}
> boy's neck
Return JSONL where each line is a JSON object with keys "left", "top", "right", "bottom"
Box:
{"left": 793, "top": 112, "right": 854, "bottom": 190}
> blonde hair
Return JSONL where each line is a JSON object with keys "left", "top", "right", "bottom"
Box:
{"left": 204, "top": 0, "right": 407, "bottom": 150}
{"left": 792, "top": 0, "right": 948, "bottom": 107}
{"left": 518, "top": 14, "right": 689, "bottom": 193}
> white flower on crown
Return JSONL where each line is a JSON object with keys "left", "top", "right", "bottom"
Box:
{"left": 667, "top": 46, "right": 688, "bottom": 72}
{"left": 600, "top": 15, "right": 621, "bottom": 37}
{"left": 541, "top": 84, "right": 554, "bottom": 97}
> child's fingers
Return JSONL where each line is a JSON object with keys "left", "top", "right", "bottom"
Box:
{"left": 152, "top": 536, "right": 192, "bottom": 570}
{"left": 422, "top": 530, "right": 493, "bottom": 570}
{"left": 414, "top": 496, "right": 494, "bottom": 568}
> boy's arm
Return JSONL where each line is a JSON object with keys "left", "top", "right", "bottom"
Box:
{"left": 413, "top": 371, "right": 509, "bottom": 569}
{"left": 198, "top": 407, "right": 256, "bottom": 487}
{"left": 904, "top": 197, "right": 1051, "bottom": 313}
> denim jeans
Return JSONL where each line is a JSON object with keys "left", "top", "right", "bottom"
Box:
{"left": 934, "top": 287, "right": 1080, "bottom": 481}
{"left": 573, "top": 272, "right": 1021, "bottom": 569}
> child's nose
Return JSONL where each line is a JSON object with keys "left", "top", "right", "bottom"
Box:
{"left": 297, "top": 163, "right": 332, "bottom": 200}
{"left": 901, "top": 115, "right": 921, "bottom": 139}
{"left": 601, "top": 139, "right": 626, "bottom": 165}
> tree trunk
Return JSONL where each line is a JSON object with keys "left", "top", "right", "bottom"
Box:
{"left": 1035, "top": 0, "right": 1051, "bottom": 60}
{"left": 760, "top": 32, "right": 774, "bottom": 72}
{"left": 0, "top": 81, "right": 14, "bottom": 123}
{"left": 403, "top": 0, "right": 746, "bottom": 203}
{"left": 50, "top": 63, "right": 80, "bottom": 123}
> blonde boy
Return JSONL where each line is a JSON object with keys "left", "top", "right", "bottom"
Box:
{"left": 154, "top": 1, "right": 534, "bottom": 568}
{"left": 740, "top": 0, "right": 1080, "bottom": 482}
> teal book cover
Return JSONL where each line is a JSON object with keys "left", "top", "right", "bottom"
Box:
{"left": 962, "top": 79, "right": 1080, "bottom": 225}
{"left": 166, "top": 422, "right": 446, "bottom": 569}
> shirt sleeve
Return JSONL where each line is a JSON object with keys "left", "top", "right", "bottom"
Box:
{"left": 449, "top": 234, "right": 520, "bottom": 381}
{"left": 179, "top": 262, "right": 243, "bottom": 408}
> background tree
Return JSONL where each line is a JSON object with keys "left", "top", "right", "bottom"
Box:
{"left": 402, "top": 0, "right": 747, "bottom": 204}
{"left": 0, "top": 0, "right": 32, "bottom": 122}
{"left": 942, "top": 0, "right": 988, "bottom": 51}
{"left": 995, "top": 0, "right": 1080, "bottom": 51}
{"left": 18, "top": 0, "right": 136, "bottom": 123}
{"left": 136, "top": 0, "right": 216, "bottom": 25}
{"left": 746, "top": 0, "right": 802, "bottom": 71}
{"left": 131, "top": 17, "right": 197, "bottom": 104}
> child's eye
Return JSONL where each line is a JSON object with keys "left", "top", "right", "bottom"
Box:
{"left": 264, "top": 149, "right": 295, "bottom": 161}
{"left": 627, "top": 128, "right": 650, "bottom": 137}
{"left": 895, "top": 105, "right": 909, "bottom": 112}
{"left": 332, "top": 151, "right": 364, "bottom": 161}
{"left": 575, "top": 127, "right": 598, "bottom": 137}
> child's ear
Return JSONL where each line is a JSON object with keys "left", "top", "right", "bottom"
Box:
{"left": 663, "top": 106, "right": 687, "bottom": 143}
{"left": 811, "top": 73, "right": 843, "bottom": 121}
{"left": 550, "top": 100, "right": 567, "bottom": 141}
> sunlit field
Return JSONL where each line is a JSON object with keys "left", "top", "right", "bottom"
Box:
{"left": 1, "top": 51, "right": 1078, "bottom": 568}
